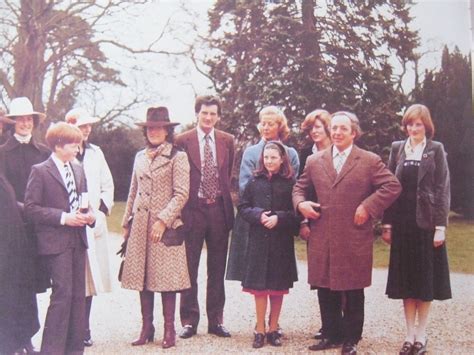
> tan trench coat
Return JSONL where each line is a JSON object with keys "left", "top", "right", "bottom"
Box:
{"left": 121, "top": 142, "right": 191, "bottom": 292}
{"left": 293, "top": 145, "right": 401, "bottom": 290}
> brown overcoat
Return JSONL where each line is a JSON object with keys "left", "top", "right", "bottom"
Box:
{"left": 121, "top": 142, "right": 191, "bottom": 292}
{"left": 293, "top": 145, "right": 401, "bottom": 290}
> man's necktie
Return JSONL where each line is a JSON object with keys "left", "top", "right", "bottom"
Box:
{"left": 64, "top": 164, "right": 79, "bottom": 210}
{"left": 202, "top": 135, "right": 219, "bottom": 199}
{"left": 334, "top": 151, "right": 346, "bottom": 174}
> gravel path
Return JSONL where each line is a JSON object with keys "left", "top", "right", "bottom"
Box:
{"left": 33, "top": 233, "right": 474, "bottom": 354}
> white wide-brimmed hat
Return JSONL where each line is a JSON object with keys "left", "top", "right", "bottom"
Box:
{"left": 5, "top": 97, "right": 46, "bottom": 124}
{"left": 65, "top": 108, "right": 100, "bottom": 127}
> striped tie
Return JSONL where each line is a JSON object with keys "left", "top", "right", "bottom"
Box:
{"left": 64, "top": 164, "right": 79, "bottom": 211}
{"left": 334, "top": 151, "right": 346, "bottom": 174}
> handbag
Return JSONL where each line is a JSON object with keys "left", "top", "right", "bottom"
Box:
{"left": 161, "top": 225, "right": 185, "bottom": 247}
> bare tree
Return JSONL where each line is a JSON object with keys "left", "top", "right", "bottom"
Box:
{"left": 0, "top": 0, "right": 184, "bottom": 126}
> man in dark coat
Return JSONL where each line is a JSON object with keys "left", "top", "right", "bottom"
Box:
{"left": 25, "top": 122, "right": 95, "bottom": 355}
{"left": 175, "top": 95, "right": 235, "bottom": 339}
{"left": 293, "top": 112, "right": 401, "bottom": 354}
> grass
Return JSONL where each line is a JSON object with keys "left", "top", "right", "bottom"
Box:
{"left": 108, "top": 202, "right": 474, "bottom": 274}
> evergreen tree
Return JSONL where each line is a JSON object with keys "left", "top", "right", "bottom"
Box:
{"left": 205, "top": 0, "right": 418, "bottom": 159}
{"left": 415, "top": 46, "right": 473, "bottom": 217}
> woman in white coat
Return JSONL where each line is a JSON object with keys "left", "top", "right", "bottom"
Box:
{"left": 65, "top": 108, "right": 114, "bottom": 347}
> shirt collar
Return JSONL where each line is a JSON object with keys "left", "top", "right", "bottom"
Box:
{"left": 197, "top": 126, "right": 215, "bottom": 143}
{"left": 405, "top": 136, "right": 427, "bottom": 153}
{"left": 332, "top": 144, "right": 353, "bottom": 158}
{"left": 51, "top": 153, "right": 69, "bottom": 171}
{"left": 14, "top": 133, "right": 32, "bottom": 144}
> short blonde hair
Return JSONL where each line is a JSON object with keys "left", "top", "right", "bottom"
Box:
{"left": 301, "top": 109, "right": 331, "bottom": 137}
{"left": 401, "top": 104, "right": 435, "bottom": 138}
{"left": 45, "top": 122, "right": 83, "bottom": 150}
{"left": 258, "top": 106, "right": 290, "bottom": 141}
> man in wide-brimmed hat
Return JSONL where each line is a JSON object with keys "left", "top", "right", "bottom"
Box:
{"left": 65, "top": 107, "right": 114, "bottom": 347}
{"left": 0, "top": 97, "right": 50, "bottom": 353}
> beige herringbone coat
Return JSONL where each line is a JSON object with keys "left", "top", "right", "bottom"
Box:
{"left": 121, "top": 142, "right": 191, "bottom": 292}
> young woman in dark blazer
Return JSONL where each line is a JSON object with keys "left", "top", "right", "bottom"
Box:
{"left": 382, "top": 104, "right": 451, "bottom": 355}
{"left": 238, "top": 141, "right": 299, "bottom": 349}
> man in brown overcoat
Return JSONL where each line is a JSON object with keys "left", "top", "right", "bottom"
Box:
{"left": 293, "top": 111, "right": 401, "bottom": 355}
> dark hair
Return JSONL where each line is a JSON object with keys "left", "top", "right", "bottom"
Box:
{"left": 194, "top": 95, "right": 222, "bottom": 116}
{"left": 401, "top": 104, "right": 435, "bottom": 138}
{"left": 143, "top": 126, "right": 175, "bottom": 147}
{"left": 45, "top": 122, "right": 82, "bottom": 150}
{"left": 254, "top": 141, "right": 294, "bottom": 179}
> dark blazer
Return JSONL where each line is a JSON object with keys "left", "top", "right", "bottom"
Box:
{"left": 24, "top": 157, "right": 88, "bottom": 255}
{"left": 175, "top": 128, "right": 235, "bottom": 230}
{"left": 383, "top": 139, "right": 450, "bottom": 229}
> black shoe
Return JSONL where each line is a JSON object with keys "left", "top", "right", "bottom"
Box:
{"left": 399, "top": 341, "right": 414, "bottom": 355}
{"left": 23, "top": 340, "right": 40, "bottom": 354}
{"left": 308, "top": 338, "right": 342, "bottom": 351}
{"left": 252, "top": 333, "right": 265, "bottom": 348}
{"left": 83, "top": 337, "right": 94, "bottom": 347}
{"left": 342, "top": 341, "right": 357, "bottom": 355}
{"left": 267, "top": 331, "right": 282, "bottom": 346}
{"left": 413, "top": 339, "right": 428, "bottom": 355}
{"left": 314, "top": 328, "right": 324, "bottom": 340}
{"left": 179, "top": 324, "right": 197, "bottom": 339}
{"left": 208, "top": 324, "right": 231, "bottom": 337}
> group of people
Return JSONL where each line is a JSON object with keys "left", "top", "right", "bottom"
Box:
{"left": 0, "top": 98, "right": 114, "bottom": 355}
{"left": 0, "top": 94, "right": 451, "bottom": 355}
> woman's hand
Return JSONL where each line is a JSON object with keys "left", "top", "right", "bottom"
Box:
{"left": 299, "top": 224, "right": 310, "bottom": 241}
{"left": 433, "top": 229, "right": 446, "bottom": 247}
{"left": 260, "top": 211, "right": 278, "bottom": 229}
{"left": 151, "top": 220, "right": 167, "bottom": 243}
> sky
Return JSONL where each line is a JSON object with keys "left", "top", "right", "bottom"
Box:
{"left": 101, "top": 0, "right": 472, "bottom": 129}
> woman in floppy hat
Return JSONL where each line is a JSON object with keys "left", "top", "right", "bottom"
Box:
{"left": 65, "top": 108, "right": 114, "bottom": 347}
{"left": 0, "top": 97, "right": 50, "bottom": 354}
{"left": 121, "top": 106, "right": 191, "bottom": 349}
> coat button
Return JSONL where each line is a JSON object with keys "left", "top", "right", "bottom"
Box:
{"left": 145, "top": 207, "right": 149, "bottom": 212}
{"left": 137, "top": 208, "right": 141, "bottom": 212}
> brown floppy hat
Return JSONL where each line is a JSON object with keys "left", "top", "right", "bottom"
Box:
{"left": 135, "top": 106, "right": 179, "bottom": 128}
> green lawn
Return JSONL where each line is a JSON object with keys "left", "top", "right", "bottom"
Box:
{"left": 108, "top": 202, "right": 474, "bottom": 274}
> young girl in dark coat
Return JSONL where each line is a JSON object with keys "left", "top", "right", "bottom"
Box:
{"left": 238, "top": 141, "right": 299, "bottom": 349}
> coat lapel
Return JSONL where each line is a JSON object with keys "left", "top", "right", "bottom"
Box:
{"left": 394, "top": 141, "right": 407, "bottom": 180}
{"left": 70, "top": 161, "right": 83, "bottom": 192}
{"left": 332, "top": 146, "right": 360, "bottom": 187}
{"left": 418, "top": 140, "right": 434, "bottom": 184}
{"left": 45, "top": 157, "right": 67, "bottom": 191}
{"left": 215, "top": 130, "right": 225, "bottom": 171}
{"left": 320, "top": 147, "right": 337, "bottom": 182}
{"left": 186, "top": 129, "right": 201, "bottom": 172}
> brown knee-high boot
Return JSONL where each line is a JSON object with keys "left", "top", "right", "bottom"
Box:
{"left": 161, "top": 292, "right": 176, "bottom": 349}
{"left": 132, "top": 290, "right": 155, "bottom": 346}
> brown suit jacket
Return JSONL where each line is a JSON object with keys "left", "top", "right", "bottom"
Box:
{"left": 293, "top": 145, "right": 401, "bottom": 290}
{"left": 175, "top": 128, "right": 235, "bottom": 230}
